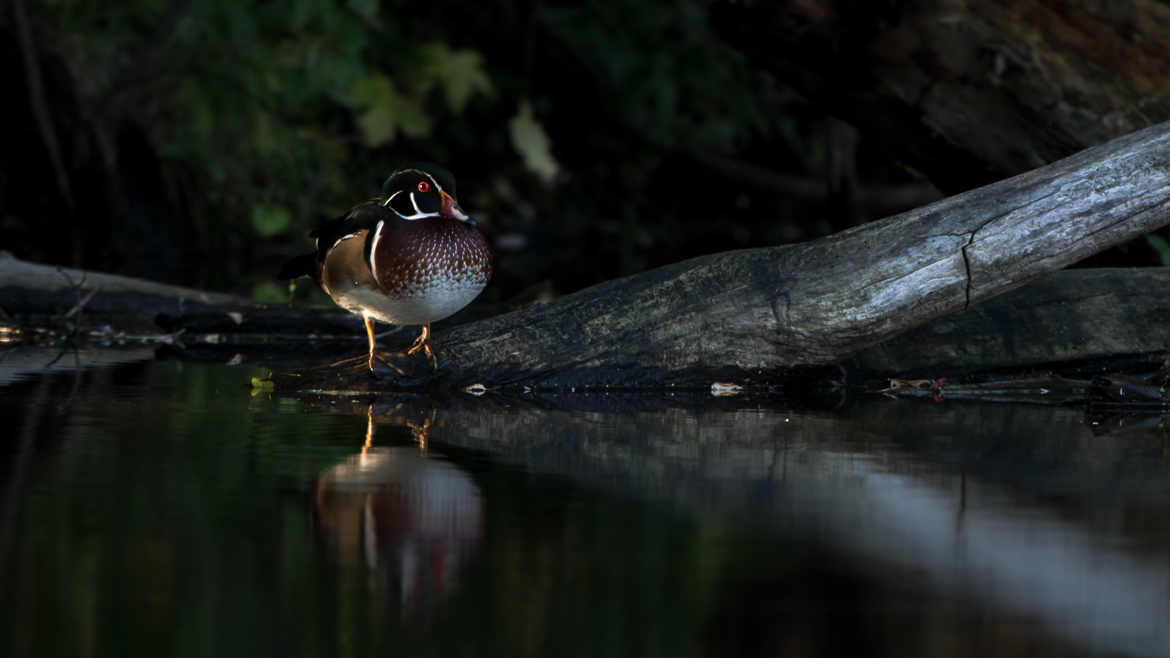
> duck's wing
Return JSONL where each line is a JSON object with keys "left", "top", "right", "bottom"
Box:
{"left": 308, "top": 200, "right": 389, "bottom": 261}
{"left": 278, "top": 200, "right": 389, "bottom": 280}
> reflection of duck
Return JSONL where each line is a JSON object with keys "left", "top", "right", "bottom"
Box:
{"left": 310, "top": 407, "right": 483, "bottom": 613}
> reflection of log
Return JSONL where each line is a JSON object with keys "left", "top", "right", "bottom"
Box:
{"left": 3, "top": 124, "right": 1170, "bottom": 387}
{"left": 310, "top": 395, "right": 1170, "bottom": 657}
{"left": 711, "top": 0, "right": 1170, "bottom": 193}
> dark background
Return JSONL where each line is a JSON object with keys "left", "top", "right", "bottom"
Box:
{"left": 4, "top": 0, "right": 1169, "bottom": 309}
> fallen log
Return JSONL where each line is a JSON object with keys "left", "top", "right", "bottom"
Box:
{"left": 433, "top": 122, "right": 1170, "bottom": 386}
{"left": 3, "top": 123, "right": 1170, "bottom": 388}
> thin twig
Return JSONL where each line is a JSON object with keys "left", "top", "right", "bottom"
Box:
{"left": 63, "top": 287, "right": 99, "bottom": 319}
{"left": 10, "top": 0, "right": 75, "bottom": 212}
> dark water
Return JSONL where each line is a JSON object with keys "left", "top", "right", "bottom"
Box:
{"left": 2, "top": 347, "right": 1170, "bottom": 657}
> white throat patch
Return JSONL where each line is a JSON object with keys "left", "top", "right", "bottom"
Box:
{"left": 384, "top": 190, "right": 439, "bottom": 221}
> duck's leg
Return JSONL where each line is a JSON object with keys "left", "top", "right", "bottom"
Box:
{"left": 362, "top": 404, "right": 375, "bottom": 454}
{"left": 406, "top": 323, "right": 436, "bottom": 368}
{"left": 364, "top": 315, "right": 378, "bottom": 371}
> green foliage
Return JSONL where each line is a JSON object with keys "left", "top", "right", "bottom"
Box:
{"left": 28, "top": 0, "right": 778, "bottom": 292}
{"left": 348, "top": 73, "right": 431, "bottom": 146}
{"left": 250, "top": 204, "right": 291, "bottom": 236}
{"left": 31, "top": 0, "right": 497, "bottom": 282}
{"left": 539, "top": 0, "right": 770, "bottom": 152}
{"left": 1147, "top": 234, "right": 1170, "bottom": 266}
{"left": 251, "top": 280, "right": 288, "bottom": 302}
{"left": 419, "top": 43, "right": 494, "bottom": 114}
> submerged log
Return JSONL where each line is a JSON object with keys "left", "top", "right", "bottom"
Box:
{"left": 3, "top": 123, "right": 1170, "bottom": 388}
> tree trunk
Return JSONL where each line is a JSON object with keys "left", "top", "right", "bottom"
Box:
{"left": 710, "top": 0, "right": 1170, "bottom": 193}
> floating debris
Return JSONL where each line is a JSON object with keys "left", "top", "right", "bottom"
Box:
{"left": 710, "top": 382, "right": 743, "bottom": 397}
{"left": 882, "top": 377, "right": 947, "bottom": 401}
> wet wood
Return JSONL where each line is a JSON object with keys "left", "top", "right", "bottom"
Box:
{"left": 3, "top": 123, "right": 1170, "bottom": 388}
{"left": 855, "top": 268, "right": 1170, "bottom": 374}
{"left": 711, "top": 0, "right": 1170, "bottom": 193}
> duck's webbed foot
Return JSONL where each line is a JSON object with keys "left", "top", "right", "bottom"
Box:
{"left": 405, "top": 323, "right": 437, "bottom": 369}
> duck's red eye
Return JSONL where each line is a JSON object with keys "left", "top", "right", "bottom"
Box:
{"left": 417, "top": 181, "right": 431, "bottom": 193}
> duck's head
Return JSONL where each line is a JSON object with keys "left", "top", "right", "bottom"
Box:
{"left": 381, "top": 167, "right": 475, "bottom": 227}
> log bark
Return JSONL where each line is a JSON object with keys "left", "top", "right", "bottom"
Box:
{"left": 3, "top": 123, "right": 1170, "bottom": 387}
{"left": 855, "top": 268, "right": 1170, "bottom": 374}
{"left": 710, "top": 0, "right": 1170, "bottom": 193}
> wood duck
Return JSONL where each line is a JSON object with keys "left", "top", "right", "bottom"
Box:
{"left": 280, "top": 167, "right": 492, "bottom": 371}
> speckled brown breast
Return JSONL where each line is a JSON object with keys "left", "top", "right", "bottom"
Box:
{"left": 372, "top": 218, "right": 490, "bottom": 292}
{"left": 359, "top": 217, "right": 492, "bottom": 325}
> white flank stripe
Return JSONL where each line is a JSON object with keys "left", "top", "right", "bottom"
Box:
{"left": 369, "top": 220, "right": 385, "bottom": 274}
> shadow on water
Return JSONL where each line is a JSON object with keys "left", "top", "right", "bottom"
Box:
{"left": 1, "top": 346, "right": 1169, "bottom": 657}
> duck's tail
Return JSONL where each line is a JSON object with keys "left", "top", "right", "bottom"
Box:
{"left": 277, "top": 253, "right": 321, "bottom": 283}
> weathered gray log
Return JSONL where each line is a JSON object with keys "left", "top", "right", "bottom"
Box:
{"left": 434, "top": 122, "right": 1170, "bottom": 386}
{"left": 0, "top": 250, "right": 248, "bottom": 327}
{"left": 0, "top": 250, "right": 367, "bottom": 337}
{"left": 3, "top": 123, "right": 1170, "bottom": 387}
{"left": 711, "top": 0, "right": 1170, "bottom": 193}
{"left": 6, "top": 250, "right": 1166, "bottom": 383}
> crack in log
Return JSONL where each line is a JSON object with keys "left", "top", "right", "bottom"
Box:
{"left": 952, "top": 189, "right": 1055, "bottom": 310}
{"left": 770, "top": 288, "right": 792, "bottom": 336}
{"left": 961, "top": 233, "right": 975, "bottom": 310}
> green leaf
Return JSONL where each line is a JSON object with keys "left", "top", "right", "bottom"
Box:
{"left": 253, "top": 110, "right": 276, "bottom": 156}
{"left": 251, "top": 280, "right": 288, "bottom": 303}
{"left": 1147, "top": 234, "right": 1170, "bottom": 266}
{"left": 357, "top": 105, "right": 397, "bottom": 147}
{"left": 509, "top": 101, "right": 559, "bottom": 184}
{"left": 392, "top": 94, "right": 431, "bottom": 138}
{"left": 251, "top": 204, "right": 292, "bottom": 236}
{"left": 346, "top": 0, "right": 380, "bottom": 26}
{"left": 347, "top": 72, "right": 392, "bottom": 107}
{"left": 421, "top": 42, "right": 493, "bottom": 113}
{"left": 348, "top": 73, "right": 430, "bottom": 146}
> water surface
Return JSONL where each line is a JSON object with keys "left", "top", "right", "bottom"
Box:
{"left": 2, "top": 347, "right": 1168, "bottom": 657}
